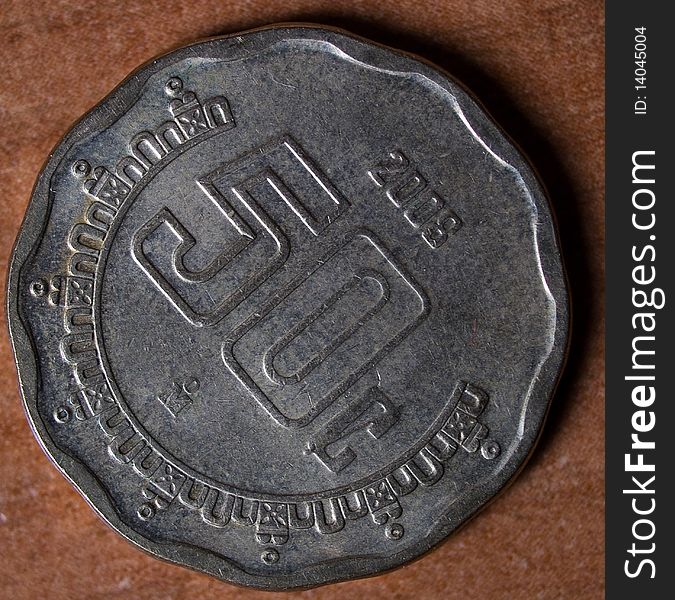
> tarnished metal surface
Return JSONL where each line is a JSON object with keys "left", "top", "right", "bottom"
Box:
{"left": 7, "top": 25, "right": 568, "bottom": 589}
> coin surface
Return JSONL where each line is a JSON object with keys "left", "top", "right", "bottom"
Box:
{"left": 7, "top": 25, "right": 568, "bottom": 589}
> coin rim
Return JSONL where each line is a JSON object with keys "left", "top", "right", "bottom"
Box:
{"left": 6, "top": 23, "right": 570, "bottom": 590}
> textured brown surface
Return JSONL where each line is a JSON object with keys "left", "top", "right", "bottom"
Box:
{"left": 0, "top": 1, "right": 604, "bottom": 598}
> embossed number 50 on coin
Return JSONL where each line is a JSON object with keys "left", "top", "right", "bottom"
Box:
{"left": 7, "top": 25, "right": 568, "bottom": 590}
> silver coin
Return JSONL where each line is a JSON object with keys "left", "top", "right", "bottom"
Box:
{"left": 7, "top": 25, "right": 568, "bottom": 589}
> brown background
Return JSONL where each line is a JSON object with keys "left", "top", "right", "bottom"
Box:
{"left": 0, "top": 1, "right": 604, "bottom": 598}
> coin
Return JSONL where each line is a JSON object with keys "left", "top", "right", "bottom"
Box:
{"left": 7, "top": 24, "right": 568, "bottom": 590}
